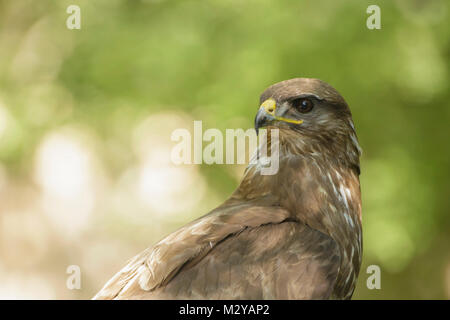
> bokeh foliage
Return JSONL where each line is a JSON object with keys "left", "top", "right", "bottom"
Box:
{"left": 0, "top": 0, "right": 448, "bottom": 299}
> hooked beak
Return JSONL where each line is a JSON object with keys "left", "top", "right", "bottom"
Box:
{"left": 254, "top": 99, "right": 276, "bottom": 135}
{"left": 254, "top": 98, "right": 303, "bottom": 135}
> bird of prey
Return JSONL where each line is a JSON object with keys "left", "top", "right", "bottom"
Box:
{"left": 94, "top": 78, "right": 362, "bottom": 300}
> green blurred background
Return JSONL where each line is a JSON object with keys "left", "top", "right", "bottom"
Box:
{"left": 0, "top": 0, "right": 448, "bottom": 299}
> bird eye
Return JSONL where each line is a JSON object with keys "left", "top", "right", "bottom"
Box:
{"left": 292, "top": 98, "right": 314, "bottom": 113}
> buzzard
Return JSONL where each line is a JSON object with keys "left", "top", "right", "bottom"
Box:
{"left": 94, "top": 78, "right": 362, "bottom": 300}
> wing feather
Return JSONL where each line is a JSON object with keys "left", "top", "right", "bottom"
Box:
{"left": 93, "top": 204, "right": 291, "bottom": 299}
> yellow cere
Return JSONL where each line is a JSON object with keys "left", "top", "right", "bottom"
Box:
{"left": 260, "top": 99, "right": 303, "bottom": 125}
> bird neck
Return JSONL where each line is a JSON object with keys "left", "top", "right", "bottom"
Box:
{"left": 241, "top": 143, "right": 362, "bottom": 233}
{"left": 232, "top": 127, "right": 363, "bottom": 276}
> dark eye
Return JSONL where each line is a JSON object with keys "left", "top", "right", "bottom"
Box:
{"left": 292, "top": 98, "right": 314, "bottom": 113}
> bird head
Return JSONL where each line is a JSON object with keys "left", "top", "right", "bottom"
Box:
{"left": 255, "top": 78, "right": 361, "bottom": 172}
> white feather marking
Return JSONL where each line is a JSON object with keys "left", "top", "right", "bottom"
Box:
{"left": 327, "top": 173, "right": 337, "bottom": 194}
{"left": 344, "top": 212, "right": 355, "bottom": 228}
{"left": 339, "top": 184, "right": 349, "bottom": 210}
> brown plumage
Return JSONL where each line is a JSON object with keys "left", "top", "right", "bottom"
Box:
{"left": 93, "top": 78, "right": 362, "bottom": 300}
